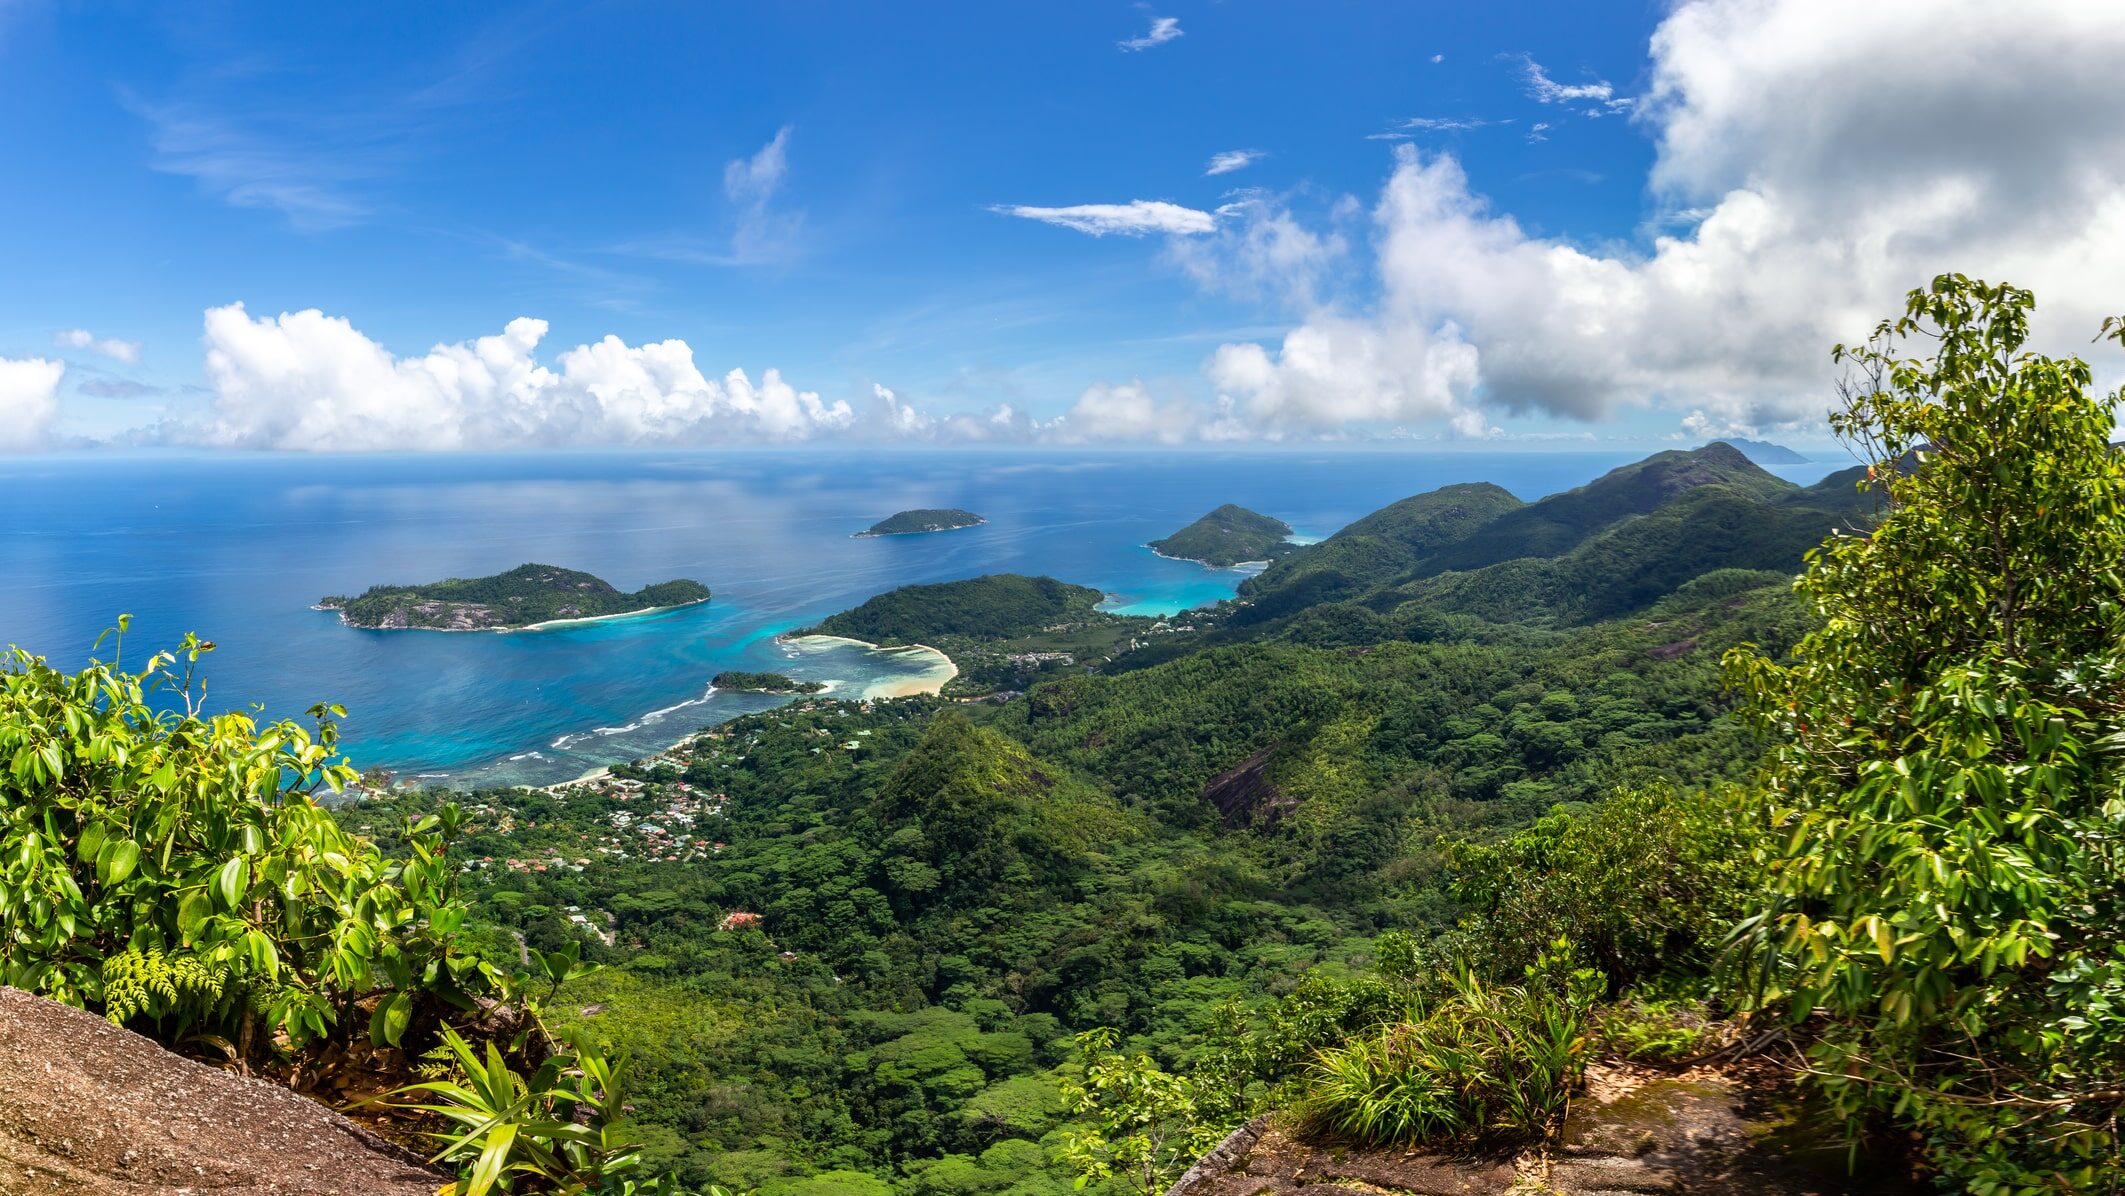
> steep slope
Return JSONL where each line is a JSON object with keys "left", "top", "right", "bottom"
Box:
{"left": 1411, "top": 443, "right": 1793, "bottom": 578}
{"left": 1237, "top": 482, "right": 1523, "bottom": 620}
{"left": 872, "top": 711, "right": 1123, "bottom": 912}
{"left": 1788, "top": 461, "right": 1884, "bottom": 519}
{"left": 0, "top": 987, "right": 440, "bottom": 1196}
{"left": 1394, "top": 482, "right": 1859, "bottom": 625}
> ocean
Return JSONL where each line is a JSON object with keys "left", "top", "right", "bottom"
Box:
{"left": 0, "top": 448, "right": 1845, "bottom": 788}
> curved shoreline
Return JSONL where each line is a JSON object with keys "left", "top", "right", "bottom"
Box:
{"left": 535, "top": 638, "right": 956, "bottom": 791}
{"left": 780, "top": 633, "right": 960, "bottom": 698}
{"left": 851, "top": 518, "right": 988, "bottom": 539}
{"left": 1144, "top": 544, "right": 1275, "bottom": 570}
{"left": 316, "top": 596, "right": 711, "bottom": 634}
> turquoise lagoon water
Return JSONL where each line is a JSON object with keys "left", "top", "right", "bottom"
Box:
{"left": 0, "top": 449, "right": 1843, "bottom": 787}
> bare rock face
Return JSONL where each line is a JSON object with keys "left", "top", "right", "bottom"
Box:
{"left": 1166, "top": 1061, "right": 1915, "bottom": 1196}
{"left": 1201, "top": 747, "right": 1295, "bottom": 828}
{"left": 0, "top": 987, "right": 444, "bottom": 1196}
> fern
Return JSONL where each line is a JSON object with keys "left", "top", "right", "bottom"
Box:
{"left": 101, "top": 946, "right": 228, "bottom": 1027}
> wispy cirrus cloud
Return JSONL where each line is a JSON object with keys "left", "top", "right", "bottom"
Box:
{"left": 723, "top": 126, "right": 801, "bottom": 263}
{"left": 1367, "top": 116, "right": 1505, "bottom": 141}
{"left": 990, "top": 199, "right": 1218, "bottom": 237}
{"left": 119, "top": 11, "right": 551, "bottom": 232}
{"left": 1514, "top": 53, "right": 1634, "bottom": 114}
{"left": 125, "top": 95, "right": 378, "bottom": 230}
{"left": 1119, "top": 15, "right": 1182, "bottom": 51}
{"left": 612, "top": 126, "right": 803, "bottom": 268}
{"left": 1206, "top": 149, "right": 1266, "bottom": 176}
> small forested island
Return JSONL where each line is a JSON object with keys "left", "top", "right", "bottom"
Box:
{"left": 710, "top": 670, "right": 825, "bottom": 693}
{"left": 853, "top": 507, "right": 986, "bottom": 537}
{"left": 803, "top": 572, "right": 1102, "bottom": 645}
{"left": 319, "top": 563, "right": 711, "bottom": 631}
{"left": 1149, "top": 503, "right": 1295, "bottom": 566}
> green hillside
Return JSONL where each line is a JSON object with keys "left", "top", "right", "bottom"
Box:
{"left": 1412, "top": 442, "right": 1790, "bottom": 577}
{"left": 1148, "top": 504, "right": 1293, "bottom": 567}
{"left": 807, "top": 573, "right": 1104, "bottom": 644}
{"left": 321, "top": 563, "right": 709, "bottom": 630}
{"left": 1391, "top": 483, "right": 1858, "bottom": 625}
{"left": 1237, "top": 482, "right": 1522, "bottom": 619}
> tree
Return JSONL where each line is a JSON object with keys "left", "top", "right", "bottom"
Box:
{"left": 1724, "top": 275, "right": 2125, "bottom": 1191}
{"left": 1055, "top": 1028, "right": 1225, "bottom": 1196}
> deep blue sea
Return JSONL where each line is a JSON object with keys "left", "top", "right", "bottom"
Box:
{"left": 0, "top": 449, "right": 1843, "bottom": 787}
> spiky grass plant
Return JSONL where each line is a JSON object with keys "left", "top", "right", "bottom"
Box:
{"left": 1295, "top": 940, "right": 1601, "bottom": 1149}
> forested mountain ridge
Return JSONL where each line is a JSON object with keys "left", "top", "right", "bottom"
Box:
{"left": 1236, "top": 482, "right": 1523, "bottom": 620}
{"left": 1411, "top": 442, "right": 1791, "bottom": 577}
{"left": 1228, "top": 445, "right": 1875, "bottom": 636}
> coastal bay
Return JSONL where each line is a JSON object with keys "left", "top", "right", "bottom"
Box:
{"left": 778, "top": 634, "right": 960, "bottom": 698}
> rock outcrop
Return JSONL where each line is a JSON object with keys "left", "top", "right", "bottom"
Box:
{"left": 1167, "top": 1060, "right": 1915, "bottom": 1195}
{"left": 0, "top": 987, "right": 444, "bottom": 1196}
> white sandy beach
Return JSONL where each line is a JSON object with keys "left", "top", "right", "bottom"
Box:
{"left": 782, "top": 633, "right": 960, "bottom": 698}
{"left": 319, "top": 596, "right": 710, "bottom": 634}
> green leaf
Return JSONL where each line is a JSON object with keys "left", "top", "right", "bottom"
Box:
{"left": 464, "top": 1121, "right": 516, "bottom": 1196}
{"left": 104, "top": 839, "right": 140, "bottom": 886}
{"left": 216, "top": 855, "right": 249, "bottom": 910}
{"left": 370, "top": 991, "right": 412, "bottom": 1047}
{"left": 176, "top": 890, "right": 211, "bottom": 941}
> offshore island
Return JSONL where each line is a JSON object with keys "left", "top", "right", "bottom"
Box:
{"left": 853, "top": 507, "right": 986, "bottom": 537}
{"left": 318, "top": 563, "right": 711, "bottom": 631}
{"left": 1149, "top": 503, "right": 1296, "bottom": 567}
{"left": 710, "top": 670, "right": 826, "bottom": 694}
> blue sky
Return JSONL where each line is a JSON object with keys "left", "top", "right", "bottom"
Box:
{"left": 2, "top": 2, "right": 2120, "bottom": 451}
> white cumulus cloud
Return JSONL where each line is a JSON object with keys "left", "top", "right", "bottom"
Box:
{"left": 195, "top": 303, "right": 858, "bottom": 451}
{"left": 1205, "top": 0, "right": 2125, "bottom": 437}
{"left": 1209, "top": 313, "right": 1486, "bottom": 435}
{"left": 0, "top": 357, "right": 65, "bottom": 451}
{"left": 58, "top": 329, "right": 142, "bottom": 364}
{"left": 991, "top": 200, "right": 1218, "bottom": 237}
{"left": 1206, "top": 149, "right": 1266, "bottom": 176}
{"left": 1164, "top": 192, "right": 1350, "bottom": 308}
{"left": 1050, "top": 380, "right": 1195, "bottom": 443}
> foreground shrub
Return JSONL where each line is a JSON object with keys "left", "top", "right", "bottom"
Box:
{"left": 1724, "top": 277, "right": 2125, "bottom": 1191}
{"left": 0, "top": 624, "right": 503, "bottom": 1066}
{"left": 1294, "top": 941, "right": 1601, "bottom": 1148}
{"left": 387, "top": 1027, "right": 718, "bottom": 1196}
{"left": 1446, "top": 783, "right": 1760, "bottom": 989}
